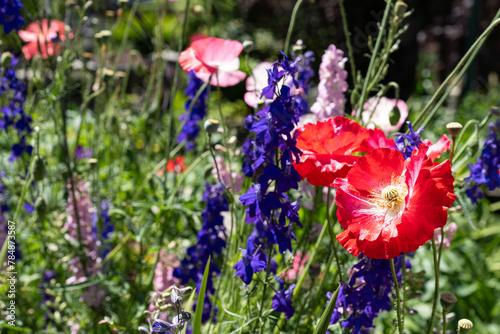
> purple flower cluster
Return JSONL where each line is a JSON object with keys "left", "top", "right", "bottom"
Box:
{"left": 235, "top": 52, "right": 303, "bottom": 319}
{"left": 0, "top": 0, "right": 24, "bottom": 34}
{"left": 271, "top": 276, "right": 295, "bottom": 319}
{"left": 39, "top": 270, "right": 56, "bottom": 327}
{"left": 465, "top": 120, "right": 500, "bottom": 204}
{"left": 92, "top": 199, "right": 114, "bottom": 259}
{"left": 394, "top": 121, "right": 423, "bottom": 159}
{"left": 174, "top": 182, "right": 228, "bottom": 323}
{"left": 1, "top": 54, "right": 33, "bottom": 161}
{"left": 293, "top": 50, "right": 315, "bottom": 115}
{"left": 326, "top": 255, "right": 408, "bottom": 334}
{"left": 177, "top": 70, "right": 209, "bottom": 151}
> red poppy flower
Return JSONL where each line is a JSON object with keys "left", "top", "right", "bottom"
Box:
{"left": 293, "top": 117, "right": 394, "bottom": 187}
{"left": 333, "top": 145, "right": 456, "bottom": 259}
{"left": 18, "top": 19, "right": 72, "bottom": 60}
{"left": 178, "top": 36, "right": 246, "bottom": 87}
{"left": 157, "top": 156, "right": 186, "bottom": 176}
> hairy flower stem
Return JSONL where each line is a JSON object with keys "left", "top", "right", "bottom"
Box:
{"left": 165, "top": 0, "right": 191, "bottom": 194}
{"left": 390, "top": 258, "right": 403, "bottom": 334}
{"left": 412, "top": 10, "right": 500, "bottom": 129}
{"left": 284, "top": 0, "right": 304, "bottom": 55}
{"left": 442, "top": 308, "right": 447, "bottom": 334}
{"left": 358, "top": 0, "right": 394, "bottom": 113}
{"left": 427, "top": 238, "right": 440, "bottom": 334}
{"left": 338, "top": 0, "right": 357, "bottom": 85}
{"left": 253, "top": 246, "right": 275, "bottom": 333}
{"left": 402, "top": 254, "right": 407, "bottom": 325}
{"left": 326, "top": 187, "right": 343, "bottom": 282}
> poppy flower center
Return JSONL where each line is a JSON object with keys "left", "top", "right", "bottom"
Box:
{"left": 369, "top": 175, "right": 408, "bottom": 212}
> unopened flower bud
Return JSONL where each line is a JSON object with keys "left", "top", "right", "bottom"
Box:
{"left": 36, "top": 197, "right": 47, "bottom": 220}
{"left": 308, "top": 263, "right": 321, "bottom": 279}
{"left": 88, "top": 158, "right": 98, "bottom": 165}
{"left": 458, "top": 319, "right": 473, "bottom": 334}
{"left": 446, "top": 122, "right": 462, "bottom": 139}
{"left": 34, "top": 156, "right": 46, "bottom": 182}
{"left": 440, "top": 292, "right": 457, "bottom": 312}
{"left": 491, "top": 106, "right": 500, "bottom": 117}
{"left": 395, "top": 1, "right": 408, "bottom": 19}
{"left": 0, "top": 52, "right": 13, "bottom": 67}
{"left": 242, "top": 40, "right": 253, "bottom": 53}
{"left": 204, "top": 119, "right": 219, "bottom": 134}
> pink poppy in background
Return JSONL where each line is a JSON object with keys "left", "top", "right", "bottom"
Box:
{"left": 179, "top": 36, "right": 246, "bottom": 87}
{"left": 18, "top": 19, "right": 72, "bottom": 60}
{"left": 434, "top": 222, "right": 458, "bottom": 249}
{"left": 356, "top": 97, "right": 409, "bottom": 135}
{"left": 245, "top": 61, "right": 274, "bottom": 108}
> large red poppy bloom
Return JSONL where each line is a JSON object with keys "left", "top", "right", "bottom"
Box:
{"left": 293, "top": 117, "right": 394, "bottom": 187}
{"left": 178, "top": 36, "right": 246, "bottom": 87}
{"left": 18, "top": 19, "right": 72, "bottom": 60}
{"left": 333, "top": 145, "right": 456, "bottom": 259}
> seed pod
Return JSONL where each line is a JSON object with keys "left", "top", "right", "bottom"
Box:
{"left": 440, "top": 292, "right": 457, "bottom": 312}
{"left": 204, "top": 119, "right": 220, "bottom": 134}
{"left": 308, "top": 263, "right": 321, "bottom": 279}
{"left": 446, "top": 122, "right": 463, "bottom": 139}
{"left": 458, "top": 319, "right": 473, "bottom": 334}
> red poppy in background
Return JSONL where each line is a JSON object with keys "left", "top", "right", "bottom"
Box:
{"left": 157, "top": 156, "right": 186, "bottom": 176}
{"left": 333, "top": 145, "right": 456, "bottom": 259}
{"left": 18, "top": 19, "right": 72, "bottom": 60}
{"left": 178, "top": 36, "right": 246, "bottom": 87}
{"left": 293, "top": 117, "right": 394, "bottom": 187}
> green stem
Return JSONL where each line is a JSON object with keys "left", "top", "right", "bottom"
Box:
{"left": 338, "top": 0, "right": 357, "bottom": 85}
{"left": 427, "top": 238, "right": 440, "bottom": 334}
{"left": 326, "top": 187, "right": 343, "bottom": 281}
{"left": 358, "top": 0, "right": 394, "bottom": 112}
{"left": 390, "top": 258, "right": 403, "bottom": 334}
{"left": 284, "top": 0, "right": 305, "bottom": 55}
{"left": 254, "top": 246, "right": 274, "bottom": 333}
{"left": 442, "top": 308, "right": 447, "bottom": 334}
{"left": 412, "top": 12, "right": 500, "bottom": 129}
{"left": 402, "top": 254, "right": 407, "bottom": 325}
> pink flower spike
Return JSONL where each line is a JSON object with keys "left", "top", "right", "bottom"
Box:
{"left": 423, "top": 134, "right": 451, "bottom": 160}
{"left": 434, "top": 222, "right": 457, "bottom": 249}
{"left": 18, "top": 19, "right": 72, "bottom": 60}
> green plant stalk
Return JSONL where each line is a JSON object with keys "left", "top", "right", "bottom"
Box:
{"left": 253, "top": 246, "right": 275, "bottom": 333}
{"left": 313, "top": 284, "right": 340, "bottom": 334}
{"left": 193, "top": 256, "right": 211, "bottom": 334}
{"left": 358, "top": 0, "right": 394, "bottom": 112}
{"left": 284, "top": 0, "right": 305, "bottom": 55}
{"left": 412, "top": 12, "right": 500, "bottom": 128}
{"left": 402, "top": 254, "right": 407, "bottom": 325}
{"left": 426, "top": 238, "right": 440, "bottom": 334}
{"left": 390, "top": 258, "right": 403, "bottom": 334}
{"left": 338, "top": 0, "right": 357, "bottom": 85}
{"left": 165, "top": 0, "right": 191, "bottom": 184}
{"left": 326, "top": 188, "right": 343, "bottom": 281}
{"left": 442, "top": 308, "right": 447, "bottom": 334}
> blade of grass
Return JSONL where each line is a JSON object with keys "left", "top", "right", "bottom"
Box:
{"left": 313, "top": 284, "right": 340, "bottom": 334}
{"left": 192, "top": 255, "right": 211, "bottom": 334}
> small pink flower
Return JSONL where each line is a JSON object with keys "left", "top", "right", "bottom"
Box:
{"left": 434, "top": 222, "right": 457, "bottom": 249}
{"left": 18, "top": 19, "right": 72, "bottom": 60}
{"left": 357, "top": 97, "right": 409, "bottom": 135}
{"left": 179, "top": 36, "right": 246, "bottom": 87}
{"left": 212, "top": 156, "right": 244, "bottom": 193}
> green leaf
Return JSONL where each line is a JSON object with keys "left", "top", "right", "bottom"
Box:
{"left": 313, "top": 284, "right": 340, "bottom": 334}
{"left": 456, "top": 191, "right": 477, "bottom": 230}
{"left": 192, "top": 255, "right": 211, "bottom": 334}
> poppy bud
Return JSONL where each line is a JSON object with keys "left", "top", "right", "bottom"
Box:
{"left": 308, "top": 263, "right": 321, "bottom": 279}
{"left": 36, "top": 197, "right": 47, "bottom": 220}
{"left": 491, "top": 106, "right": 500, "bottom": 117}
{"left": 34, "top": 156, "right": 46, "bottom": 182}
{"left": 0, "top": 52, "right": 12, "bottom": 67}
{"left": 204, "top": 119, "right": 219, "bottom": 134}
{"left": 242, "top": 40, "right": 254, "bottom": 53}
{"left": 440, "top": 292, "right": 457, "bottom": 312}
{"left": 458, "top": 319, "right": 473, "bottom": 334}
